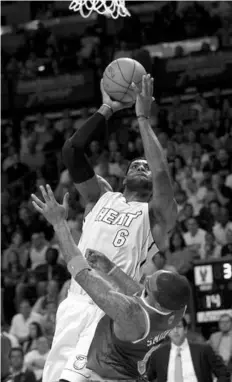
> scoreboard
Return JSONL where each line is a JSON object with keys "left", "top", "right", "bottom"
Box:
{"left": 193, "top": 257, "right": 232, "bottom": 323}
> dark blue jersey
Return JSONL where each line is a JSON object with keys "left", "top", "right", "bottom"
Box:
{"left": 87, "top": 292, "right": 185, "bottom": 380}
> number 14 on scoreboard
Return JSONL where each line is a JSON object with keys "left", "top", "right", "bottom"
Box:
{"left": 206, "top": 294, "right": 221, "bottom": 309}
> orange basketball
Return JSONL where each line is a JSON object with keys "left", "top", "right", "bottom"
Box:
{"left": 103, "top": 58, "right": 147, "bottom": 103}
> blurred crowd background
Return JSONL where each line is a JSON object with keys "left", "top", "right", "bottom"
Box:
{"left": 1, "top": 1, "right": 232, "bottom": 381}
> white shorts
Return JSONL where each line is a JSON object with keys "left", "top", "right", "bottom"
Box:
{"left": 59, "top": 367, "right": 136, "bottom": 382}
{"left": 42, "top": 291, "right": 104, "bottom": 382}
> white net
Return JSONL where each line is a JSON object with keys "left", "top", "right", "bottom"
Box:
{"left": 69, "top": 0, "right": 131, "bottom": 19}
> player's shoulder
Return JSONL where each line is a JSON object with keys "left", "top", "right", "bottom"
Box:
{"left": 99, "top": 190, "right": 119, "bottom": 199}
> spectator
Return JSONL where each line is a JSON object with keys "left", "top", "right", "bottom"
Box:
{"left": 184, "top": 217, "right": 206, "bottom": 257}
{"left": 24, "top": 336, "right": 50, "bottom": 381}
{"left": 42, "top": 46, "right": 59, "bottom": 75}
{"left": 200, "top": 231, "right": 222, "bottom": 259}
{"left": 33, "top": 280, "right": 59, "bottom": 316}
{"left": 10, "top": 347, "right": 37, "bottom": 382}
{"left": 113, "top": 40, "right": 132, "bottom": 60}
{"left": 212, "top": 174, "right": 232, "bottom": 212}
{"left": 42, "top": 301, "right": 57, "bottom": 346}
{"left": 73, "top": 108, "right": 89, "bottom": 131}
{"left": 165, "top": 231, "right": 195, "bottom": 275}
{"left": 175, "top": 190, "right": 188, "bottom": 215}
{"left": 16, "top": 206, "right": 39, "bottom": 242}
{"left": 212, "top": 149, "right": 231, "bottom": 177}
{"left": 185, "top": 177, "right": 205, "bottom": 215}
{"left": 1, "top": 320, "right": 19, "bottom": 348}
{"left": 34, "top": 247, "right": 69, "bottom": 291}
{"left": 55, "top": 110, "right": 73, "bottom": 134}
{"left": 109, "top": 151, "right": 128, "bottom": 179}
{"left": 225, "top": 173, "right": 232, "bottom": 190}
{"left": 5, "top": 152, "right": 30, "bottom": 184}
{"left": 9, "top": 300, "right": 43, "bottom": 345}
{"left": 2, "top": 126, "right": 15, "bottom": 152}
{"left": 34, "top": 115, "right": 53, "bottom": 152}
{"left": 2, "top": 250, "right": 25, "bottom": 323}
{"left": 108, "top": 139, "right": 119, "bottom": 163}
{"left": 224, "top": 127, "right": 232, "bottom": 157}
{"left": 15, "top": 270, "right": 38, "bottom": 309}
{"left": 29, "top": 232, "right": 49, "bottom": 270}
{"left": 209, "top": 314, "right": 232, "bottom": 371}
{"left": 179, "top": 131, "right": 201, "bottom": 165}
{"left": 1, "top": 214, "right": 15, "bottom": 250}
{"left": 209, "top": 200, "right": 221, "bottom": 224}
{"left": 19, "top": 121, "right": 34, "bottom": 158}
{"left": 198, "top": 192, "right": 220, "bottom": 231}
{"left": 221, "top": 229, "right": 232, "bottom": 257}
{"left": 24, "top": 52, "right": 39, "bottom": 78}
{"left": 23, "top": 322, "right": 43, "bottom": 354}
{"left": 1, "top": 332, "right": 12, "bottom": 382}
{"left": 2, "top": 230, "right": 29, "bottom": 270}
{"left": 148, "top": 317, "right": 230, "bottom": 382}
{"left": 178, "top": 203, "right": 195, "bottom": 232}
{"left": 192, "top": 156, "right": 204, "bottom": 186}
{"left": 213, "top": 207, "right": 232, "bottom": 246}
{"left": 88, "top": 140, "right": 101, "bottom": 167}
{"left": 20, "top": 138, "right": 45, "bottom": 172}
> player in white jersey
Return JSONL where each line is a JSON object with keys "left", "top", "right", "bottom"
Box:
{"left": 31, "top": 74, "right": 177, "bottom": 382}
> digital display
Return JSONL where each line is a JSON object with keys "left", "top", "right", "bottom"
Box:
{"left": 193, "top": 259, "right": 232, "bottom": 323}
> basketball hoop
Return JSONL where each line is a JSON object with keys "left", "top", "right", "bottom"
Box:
{"left": 69, "top": 0, "right": 130, "bottom": 19}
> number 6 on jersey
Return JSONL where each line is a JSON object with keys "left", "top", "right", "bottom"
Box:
{"left": 113, "top": 229, "right": 129, "bottom": 247}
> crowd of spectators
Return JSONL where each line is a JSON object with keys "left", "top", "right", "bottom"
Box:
{"left": 2, "top": 1, "right": 232, "bottom": 81}
{"left": 1, "top": 2, "right": 232, "bottom": 381}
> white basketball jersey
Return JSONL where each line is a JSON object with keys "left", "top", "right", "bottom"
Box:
{"left": 70, "top": 191, "right": 156, "bottom": 295}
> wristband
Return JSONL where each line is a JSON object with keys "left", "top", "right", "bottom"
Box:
{"left": 67, "top": 256, "right": 91, "bottom": 278}
{"left": 98, "top": 104, "right": 113, "bottom": 120}
{"left": 107, "top": 265, "right": 117, "bottom": 276}
{"left": 102, "top": 104, "right": 113, "bottom": 114}
{"left": 137, "top": 114, "right": 150, "bottom": 120}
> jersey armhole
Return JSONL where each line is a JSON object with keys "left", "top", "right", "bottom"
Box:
{"left": 84, "top": 191, "right": 113, "bottom": 219}
{"left": 132, "top": 305, "right": 150, "bottom": 344}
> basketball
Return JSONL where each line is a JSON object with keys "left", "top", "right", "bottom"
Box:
{"left": 103, "top": 58, "right": 147, "bottom": 103}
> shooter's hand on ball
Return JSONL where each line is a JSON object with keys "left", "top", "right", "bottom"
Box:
{"left": 100, "top": 79, "right": 133, "bottom": 113}
{"left": 131, "top": 74, "right": 154, "bottom": 118}
{"left": 31, "top": 185, "right": 69, "bottom": 227}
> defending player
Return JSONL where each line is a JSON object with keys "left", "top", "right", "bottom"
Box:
{"left": 32, "top": 74, "right": 177, "bottom": 382}
{"left": 31, "top": 190, "right": 190, "bottom": 381}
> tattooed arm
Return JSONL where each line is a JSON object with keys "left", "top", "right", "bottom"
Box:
{"left": 86, "top": 249, "right": 143, "bottom": 296}
{"left": 31, "top": 185, "right": 146, "bottom": 342}
{"left": 53, "top": 220, "right": 145, "bottom": 342}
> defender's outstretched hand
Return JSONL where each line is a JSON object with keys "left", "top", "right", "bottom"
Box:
{"left": 86, "top": 248, "right": 114, "bottom": 274}
{"left": 100, "top": 79, "right": 134, "bottom": 113}
{"left": 131, "top": 74, "right": 154, "bottom": 118}
{"left": 31, "top": 185, "right": 69, "bottom": 226}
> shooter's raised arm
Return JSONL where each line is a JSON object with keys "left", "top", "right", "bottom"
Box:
{"left": 132, "top": 75, "right": 177, "bottom": 248}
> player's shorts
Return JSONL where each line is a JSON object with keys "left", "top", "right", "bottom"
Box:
{"left": 60, "top": 367, "right": 137, "bottom": 382}
{"left": 42, "top": 291, "right": 104, "bottom": 382}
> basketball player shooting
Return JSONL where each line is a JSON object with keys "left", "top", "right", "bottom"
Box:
{"left": 30, "top": 192, "right": 189, "bottom": 381}
{"left": 31, "top": 74, "right": 177, "bottom": 382}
